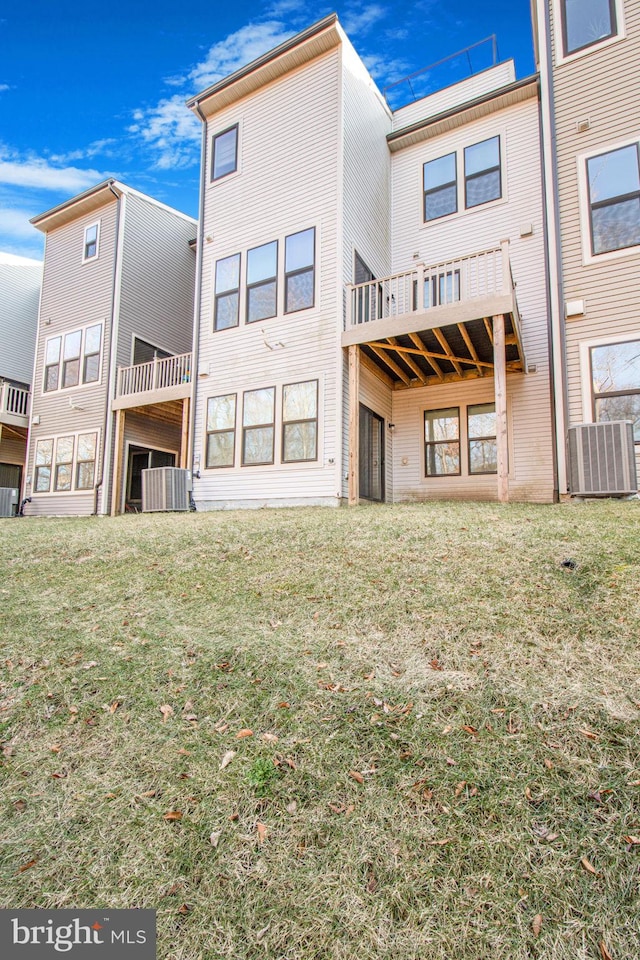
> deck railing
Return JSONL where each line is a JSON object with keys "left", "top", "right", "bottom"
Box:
{"left": 116, "top": 352, "right": 192, "bottom": 399}
{"left": 346, "top": 241, "right": 512, "bottom": 329}
{"left": 0, "top": 381, "right": 30, "bottom": 419}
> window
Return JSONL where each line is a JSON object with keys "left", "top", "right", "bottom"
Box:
{"left": 214, "top": 254, "right": 241, "bottom": 330}
{"left": 423, "top": 152, "right": 457, "bottom": 221}
{"left": 43, "top": 325, "right": 102, "bottom": 392}
{"left": 206, "top": 394, "right": 236, "bottom": 467}
{"left": 34, "top": 439, "right": 53, "bottom": 492}
{"left": 83, "top": 222, "right": 100, "bottom": 262}
{"left": 591, "top": 340, "right": 640, "bottom": 440}
{"left": 285, "top": 228, "right": 315, "bottom": 313}
{"left": 587, "top": 144, "right": 640, "bottom": 255}
{"left": 211, "top": 125, "right": 238, "bottom": 181}
{"left": 246, "top": 241, "right": 277, "bottom": 323}
{"left": 54, "top": 436, "right": 74, "bottom": 491}
{"left": 76, "top": 433, "right": 97, "bottom": 489}
{"left": 242, "top": 387, "right": 275, "bottom": 465}
{"left": 468, "top": 403, "right": 497, "bottom": 474}
{"left": 424, "top": 408, "right": 460, "bottom": 476}
{"left": 465, "top": 137, "right": 501, "bottom": 209}
{"left": 282, "top": 380, "right": 318, "bottom": 462}
{"left": 561, "top": 0, "right": 617, "bottom": 55}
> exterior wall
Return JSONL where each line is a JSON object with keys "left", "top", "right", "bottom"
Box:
{"left": 192, "top": 48, "right": 343, "bottom": 509}
{"left": 0, "top": 254, "right": 42, "bottom": 386}
{"left": 388, "top": 91, "right": 555, "bottom": 502}
{"left": 0, "top": 431, "right": 27, "bottom": 467}
{"left": 117, "top": 194, "right": 196, "bottom": 366}
{"left": 543, "top": 0, "right": 640, "bottom": 481}
{"left": 25, "top": 199, "right": 118, "bottom": 516}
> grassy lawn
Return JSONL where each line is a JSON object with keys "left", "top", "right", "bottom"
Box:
{"left": 1, "top": 500, "right": 639, "bottom": 959}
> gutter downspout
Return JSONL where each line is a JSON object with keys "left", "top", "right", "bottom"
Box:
{"left": 187, "top": 105, "right": 208, "bottom": 495}
{"left": 97, "top": 183, "right": 126, "bottom": 514}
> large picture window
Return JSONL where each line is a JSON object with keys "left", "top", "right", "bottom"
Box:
{"left": 591, "top": 340, "right": 640, "bottom": 440}
{"left": 33, "top": 432, "right": 98, "bottom": 493}
{"left": 211, "top": 125, "right": 238, "bottom": 181}
{"left": 206, "top": 394, "right": 236, "bottom": 467}
{"left": 561, "top": 0, "right": 617, "bottom": 56}
{"left": 423, "top": 152, "right": 457, "bottom": 222}
{"left": 587, "top": 144, "right": 640, "bottom": 255}
{"left": 246, "top": 241, "right": 277, "bottom": 323}
{"left": 44, "top": 325, "right": 102, "bottom": 393}
{"left": 468, "top": 403, "right": 497, "bottom": 474}
{"left": 214, "top": 254, "right": 241, "bottom": 330}
{"left": 282, "top": 380, "right": 318, "bottom": 462}
{"left": 285, "top": 228, "right": 315, "bottom": 313}
{"left": 424, "top": 408, "right": 460, "bottom": 476}
{"left": 242, "top": 387, "right": 275, "bottom": 465}
{"left": 464, "top": 136, "right": 501, "bottom": 209}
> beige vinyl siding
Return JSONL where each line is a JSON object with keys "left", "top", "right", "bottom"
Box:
{"left": 0, "top": 432, "right": 27, "bottom": 467}
{"left": 193, "top": 48, "right": 342, "bottom": 508}
{"left": 547, "top": 0, "right": 640, "bottom": 457}
{"left": 388, "top": 94, "right": 554, "bottom": 502}
{"left": 26, "top": 200, "right": 118, "bottom": 515}
{"left": 118, "top": 194, "right": 196, "bottom": 366}
{"left": 0, "top": 257, "right": 42, "bottom": 385}
{"left": 392, "top": 62, "right": 516, "bottom": 132}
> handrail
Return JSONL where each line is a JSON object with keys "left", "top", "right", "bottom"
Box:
{"left": 0, "top": 382, "right": 30, "bottom": 417}
{"left": 116, "top": 352, "right": 192, "bottom": 398}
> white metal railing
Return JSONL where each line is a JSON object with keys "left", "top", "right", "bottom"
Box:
{"left": 346, "top": 241, "right": 512, "bottom": 329}
{"left": 0, "top": 381, "right": 30, "bottom": 418}
{"left": 116, "top": 352, "right": 192, "bottom": 399}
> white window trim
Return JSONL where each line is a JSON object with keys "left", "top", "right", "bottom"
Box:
{"left": 41, "top": 321, "right": 104, "bottom": 396}
{"left": 419, "top": 129, "right": 508, "bottom": 231}
{"left": 579, "top": 331, "right": 640, "bottom": 424}
{"left": 553, "top": 0, "right": 625, "bottom": 67}
{"left": 577, "top": 134, "right": 640, "bottom": 266}
{"left": 82, "top": 220, "right": 101, "bottom": 264}
{"left": 31, "top": 429, "right": 100, "bottom": 496}
{"left": 208, "top": 121, "right": 242, "bottom": 188}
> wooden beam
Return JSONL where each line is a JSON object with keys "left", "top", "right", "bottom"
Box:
{"left": 360, "top": 351, "right": 394, "bottom": 388}
{"left": 433, "top": 327, "right": 463, "bottom": 377}
{"left": 493, "top": 314, "right": 509, "bottom": 503}
{"left": 484, "top": 317, "right": 494, "bottom": 345}
{"left": 409, "top": 332, "right": 444, "bottom": 380}
{"left": 369, "top": 344, "right": 412, "bottom": 384}
{"left": 180, "top": 397, "right": 190, "bottom": 469}
{"left": 374, "top": 340, "right": 493, "bottom": 370}
{"left": 388, "top": 337, "right": 428, "bottom": 384}
{"left": 348, "top": 345, "right": 360, "bottom": 505}
{"left": 458, "top": 323, "right": 485, "bottom": 376}
{"left": 111, "top": 409, "right": 126, "bottom": 516}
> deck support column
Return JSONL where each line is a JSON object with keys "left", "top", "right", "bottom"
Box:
{"left": 492, "top": 314, "right": 509, "bottom": 503}
{"left": 180, "top": 397, "right": 190, "bottom": 469}
{"left": 111, "top": 409, "right": 126, "bottom": 516}
{"left": 348, "top": 345, "right": 360, "bottom": 505}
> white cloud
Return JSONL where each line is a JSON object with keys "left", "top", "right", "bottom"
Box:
{"left": 47, "top": 139, "right": 119, "bottom": 164}
{"left": 187, "top": 21, "right": 295, "bottom": 91}
{"left": 341, "top": 3, "right": 386, "bottom": 37}
{"left": 0, "top": 83, "right": 10, "bottom": 93}
{"left": 0, "top": 206, "right": 39, "bottom": 239}
{"left": 129, "top": 95, "right": 202, "bottom": 170}
{"left": 0, "top": 152, "right": 108, "bottom": 193}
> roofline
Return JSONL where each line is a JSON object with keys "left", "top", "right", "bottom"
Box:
{"left": 186, "top": 13, "right": 339, "bottom": 113}
{"left": 0, "top": 251, "right": 42, "bottom": 267}
{"left": 30, "top": 179, "right": 123, "bottom": 229}
{"left": 388, "top": 74, "right": 540, "bottom": 147}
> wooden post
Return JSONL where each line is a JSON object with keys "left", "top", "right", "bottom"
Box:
{"left": 492, "top": 314, "right": 509, "bottom": 503}
{"left": 348, "top": 345, "right": 360, "bottom": 505}
{"left": 180, "top": 397, "right": 190, "bottom": 469}
{"left": 111, "top": 409, "right": 126, "bottom": 516}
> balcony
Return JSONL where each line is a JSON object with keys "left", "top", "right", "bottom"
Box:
{"left": 113, "top": 352, "right": 193, "bottom": 411}
{"left": 343, "top": 241, "right": 525, "bottom": 386}
{"left": 0, "top": 381, "right": 30, "bottom": 428}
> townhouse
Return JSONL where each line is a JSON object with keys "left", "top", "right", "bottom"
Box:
{"left": 25, "top": 180, "right": 196, "bottom": 515}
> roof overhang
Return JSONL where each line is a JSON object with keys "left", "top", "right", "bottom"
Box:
{"left": 387, "top": 75, "right": 539, "bottom": 152}
{"left": 186, "top": 14, "right": 342, "bottom": 119}
{"left": 30, "top": 180, "right": 124, "bottom": 233}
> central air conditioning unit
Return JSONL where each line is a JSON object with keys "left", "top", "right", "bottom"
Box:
{"left": 141, "top": 467, "right": 192, "bottom": 512}
{"left": 0, "top": 487, "right": 19, "bottom": 518}
{"left": 568, "top": 421, "right": 638, "bottom": 497}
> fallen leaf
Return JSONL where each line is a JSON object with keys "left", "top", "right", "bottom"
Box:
{"left": 13, "top": 800, "right": 27, "bottom": 813}
{"left": 581, "top": 857, "right": 598, "bottom": 875}
{"left": 427, "top": 838, "right": 451, "bottom": 846}
{"left": 17, "top": 859, "right": 38, "bottom": 873}
{"left": 261, "top": 733, "right": 279, "bottom": 743}
{"left": 236, "top": 729, "right": 253, "bottom": 739}
{"left": 446, "top": 757, "right": 457, "bottom": 766}
{"left": 623, "top": 835, "right": 640, "bottom": 845}
{"left": 579, "top": 728, "right": 599, "bottom": 741}
{"left": 256, "top": 822, "right": 267, "bottom": 844}
{"left": 209, "top": 831, "right": 222, "bottom": 848}
{"left": 109, "top": 701, "right": 120, "bottom": 714}
{"left": 220, "top": 750, "right": 236, "bottom": 770}
{"left": 214, "top": 722, "right": 229, "bottom": 734}
{"left": 462, "top": 725, "right": 478, "bottom": 737}
{"left": 163, "top": 811, "right": 183, "bottom": 821}
{"left": 256, "top": 925, "right": 270, "bottom": 942}
{"left": 50, "top": 745, "right": 61, "bottom": 753}
{"left": 363, "top": 671, "right": 375, "bottom": 680}
{"left": 286, "top": 801, "right": 297, "bottom": 815}
{"left": 160, "top": 705, "right": 174, "bottom": 723}
{"left": 178, "top": 749, "right": 191, "bottom": 756}
{"left": 454, "top": 781, "right": 467, "bottom": 797}
{"left": 277, "top": 702, "right": 290, "bottom": 709}
{"left": 349, "top": 770, "right": 364, "bottom": 784}
{"left": 532, "top": 914, "right": 543, "bottom": 937}
{"left": 599, "top": 942, "right": 613, "bottom": 960}
{"left": 544, "top": 758, "right": 554, "bottom": 770}
{"left": 177, "top": 904, "right": 190, "bottom": 915}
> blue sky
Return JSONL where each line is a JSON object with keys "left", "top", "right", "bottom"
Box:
{"left": 0, "top": 1, "right": 535, "bottom": 259}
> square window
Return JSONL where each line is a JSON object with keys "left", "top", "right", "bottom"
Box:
{"left": 246, "top": 241, "right": 277, "bottom": 323}
{"left": 424, "top": 408, "right": 460, "bottom": 476}
{"left": 591, "top": 340, "right": 640, "bottom": 440}
{"left": 212, "top": 125, "right": 238, "bottom": 181}
{"left": 562, "top": 0, "right": 617, "bottom": 56}
{"left": 465, "top": 137, "right": 501, "bottom": 209}
{"left": 424, "top": 152, "right": 457, "bottom": 221}
{"left": 587, "top": 144, "right": 640, "bottom": 255}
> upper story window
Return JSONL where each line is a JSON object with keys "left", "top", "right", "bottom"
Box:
{"left": 211, "top": 125, "right": 238, "bottom": 181}
{"left": 587, "top": 144, "right": 640, "bottom": 255}
{"left": 246, "top": 241, "right": 277, "bottom": 323}
{"left": 591, "top": 340, "right": 640, "bottom": 440}
{"left": 83, "top": 222, "right": 100, "bottom": 262}
{"left": 561, "top": 0, "right": 617, "bottom": 56}
{"left": 285, "top": 228, "right": 315, "bottom": 313}
{"left": 464, "top": 137, "right": 501, "bottom": 209}
{"left": 214, "top": 253, "right": 241, "bottom": 330}
{"left": 44, "top": 324, "right": 102, "bottom": 393}
{"left": 423, "top": 152, "right": 457, "bottom": 221}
